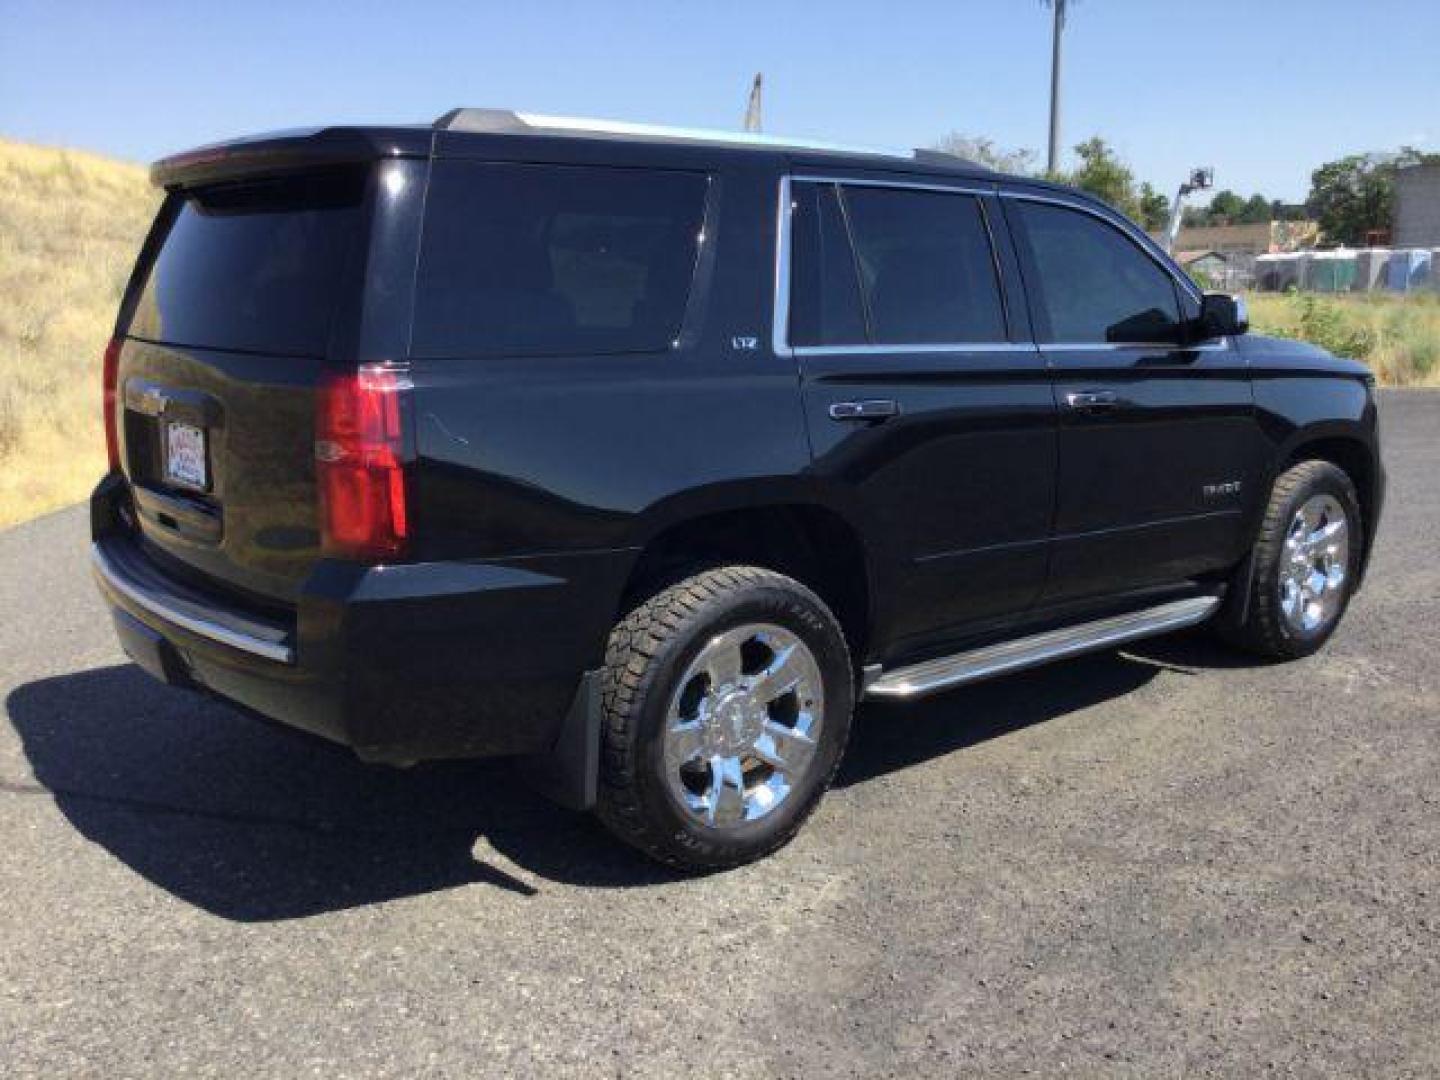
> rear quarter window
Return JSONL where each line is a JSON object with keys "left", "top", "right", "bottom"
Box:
{"left": 130, "top": 169, "right": 367, "bottom": 357}
{"left": 411, "top": 162, "right": 708, "bottom": 358}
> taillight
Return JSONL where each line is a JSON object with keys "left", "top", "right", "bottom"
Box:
{"left": 315, "top": 364, "right": 409, "bottom": 561}
{"left": 102, "top": 337, "right": 121, "bottom": 471}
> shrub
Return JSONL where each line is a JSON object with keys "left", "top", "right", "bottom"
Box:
{"left": 1246, "top": 291, "right": 1440, "bottom": 386}
{"left": 1292, "top": 294, "right": 1376, "bottom": 360}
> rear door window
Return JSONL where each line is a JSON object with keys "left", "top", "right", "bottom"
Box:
{"left": 788, "top": 183, "right": 868, "bottom": 346}
{"left": 131, "top": 169, "right": 367, "bottom": 357}
{"left": 841, "top": 186, "right": 1007, "bottom": 345}
{"left": 1009, "top": 199, "right": 1183, "bottom": 344}
{"left": 412, "top": 163, "right": 708, "bottom": 357}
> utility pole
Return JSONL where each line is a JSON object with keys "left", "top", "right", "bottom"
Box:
{"left": 743, "top": 73, "right": 763, "bottom": 133}
{"left": 1046, "top": 0, "right": 1066, "bottom": 176}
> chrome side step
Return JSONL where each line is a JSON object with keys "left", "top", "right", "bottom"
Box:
{"left": 865, "top": 595, "right": 1222, "bottom": 700}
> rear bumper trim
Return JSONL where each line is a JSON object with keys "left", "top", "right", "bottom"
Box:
{"left": 91, "top": 542, "right": 296, "bottom": 664}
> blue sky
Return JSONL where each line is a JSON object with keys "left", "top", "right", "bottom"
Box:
{"left": 2, "top": 0, "right": 1436, "bottom": 202}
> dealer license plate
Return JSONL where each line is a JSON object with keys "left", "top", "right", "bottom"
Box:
{"left": 164, "top": 421, "right": 208, "bottom": 491}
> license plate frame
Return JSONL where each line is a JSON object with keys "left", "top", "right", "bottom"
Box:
{"left": 163, "top": 421, "right": 209, "bottom": 492}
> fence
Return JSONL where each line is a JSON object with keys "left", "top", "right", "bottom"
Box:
{"left": 1247, "top": 248, "right": 1437, "bottom": 293}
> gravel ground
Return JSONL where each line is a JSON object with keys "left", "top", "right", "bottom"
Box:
{"left": 1, "top": 390, "right": 1436, "bottom": 1078}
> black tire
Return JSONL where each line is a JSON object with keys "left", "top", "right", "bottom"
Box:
{"left": 1217, "top": 459, "right": 1363, "bottom": 660}
{"left": 595, "top": 565, "right": 854, "bottom": 871}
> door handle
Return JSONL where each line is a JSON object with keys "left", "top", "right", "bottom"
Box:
{"left": 1064, "top": 390, "right": 1121, "bottom": 412}
{"left": 829, "top": 399, "right": 900, "bottom": 422}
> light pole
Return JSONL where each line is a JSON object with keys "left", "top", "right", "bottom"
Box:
{"left": 1045, "top": 0, "right": 1067, "bottom": 176}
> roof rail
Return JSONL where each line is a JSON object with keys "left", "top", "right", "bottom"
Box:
{"left": 433, "top": 108, "right": 921, "bottom": 160}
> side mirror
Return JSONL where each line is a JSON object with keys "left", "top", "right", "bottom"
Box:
{"left": 1198, "top": 292, "right": 1249, "bottom": 338}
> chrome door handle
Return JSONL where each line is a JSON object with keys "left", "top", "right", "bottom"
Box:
{"left": 1064, "top": 390, "right": 1120, "bottom": 412}
{"left": 829, "top": 399, "right": 900, "bottom": 422}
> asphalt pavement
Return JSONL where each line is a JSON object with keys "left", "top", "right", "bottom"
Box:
{"left": 2, "top": 391, "right": 1437, "bottom": 1077}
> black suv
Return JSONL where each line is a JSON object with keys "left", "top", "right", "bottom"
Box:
{"left": 92, "top": 109, "right": 1384, "bottom": 869}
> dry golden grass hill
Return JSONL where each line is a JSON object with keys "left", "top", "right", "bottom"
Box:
{"left": 0, "top": 137, "right": 158, "bottom": 528}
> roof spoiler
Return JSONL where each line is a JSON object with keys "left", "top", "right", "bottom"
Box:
{"left": 150, "top": 127, "right": 429, "bottom": 189}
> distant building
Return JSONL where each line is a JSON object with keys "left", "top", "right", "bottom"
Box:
{"left": 1158, "top": 220, "right": 1320, "bottom": 256}
{"left": 1393, "top": 163, "right": 1440, "bottom": 248}
{"left": 1175, "top": 249, "right": 1255, "bottom": 291}
{"left": 1176, "top": 250, "right": 1228, "bottom": 278}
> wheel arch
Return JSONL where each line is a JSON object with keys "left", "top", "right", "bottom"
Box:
{"left": 618, "top": 497, "right": 877, "bottom": 667}
{"left": 1271, "top": 426, "right": 1381, "bottom": 585}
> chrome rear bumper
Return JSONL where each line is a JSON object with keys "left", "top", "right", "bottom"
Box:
{"left": 91, "top": 540, "right": 295, "bottom": 664}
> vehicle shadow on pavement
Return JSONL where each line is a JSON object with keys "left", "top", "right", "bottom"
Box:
{"left": 6, "top": 664, "right": 676, "bottom": 919}
{"left": 835, "top": 649, "right": 1163, "bottom": 788}
{"left": 7, "top": 642, "right": 1210, "bottom": 919}
{"left": 1122, "top": 630, "right": 1283, "bottom": 672}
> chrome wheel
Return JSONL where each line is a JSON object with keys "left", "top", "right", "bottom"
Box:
{"left": 1279, "top": 493, "right": 1350, "bottom": 634}
{"left": 662, "top": 622, "right": 825, "bottom": 829}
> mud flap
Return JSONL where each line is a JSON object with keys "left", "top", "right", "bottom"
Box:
{"left": 521, "top": 670, "right": 601, "bottom": 812}
{"left": 1218, "top": 547, "right": 1258, "bottom": 632}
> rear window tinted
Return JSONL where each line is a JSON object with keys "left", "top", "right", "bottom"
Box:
{"left": 131, "top": 170, "right": 366, "bottom": 356}
{"left": 842, "top": 187, "right": 1006, "bottom": 345}
{"left": 412, "top": 163, "right": 708, "bottom": 357}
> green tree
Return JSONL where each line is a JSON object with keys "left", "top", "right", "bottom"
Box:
{"left": 1137, "top": 181, "right": 1170, "bottom": 232}
{"left": 1238, "top": 194, "right": 1273, "bottom": 224}
{"left": 1307, "top": 155, "right": 1392, "bottom": 244}
{"left": 1272, "top": 200, "right": 1309, "bottom": 222}
{"left": 1061, "top": 138, "right": 1187, "bottom": 231}
{"left": 1184, "top": 190, "right": 1280, "bottom": 228}
{"left": 1206, "top": 189, "right": 1246, "bottom": 224}
{"left": 1065, "top": 136, "right": 1140, "bottom": 217}
{"left": 1308, "top": 147, "right": 1440, "bottom": 243}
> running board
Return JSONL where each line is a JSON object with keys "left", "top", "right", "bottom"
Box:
{"left": 865, "top": 595, "right": 1222, "bottom": 700}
